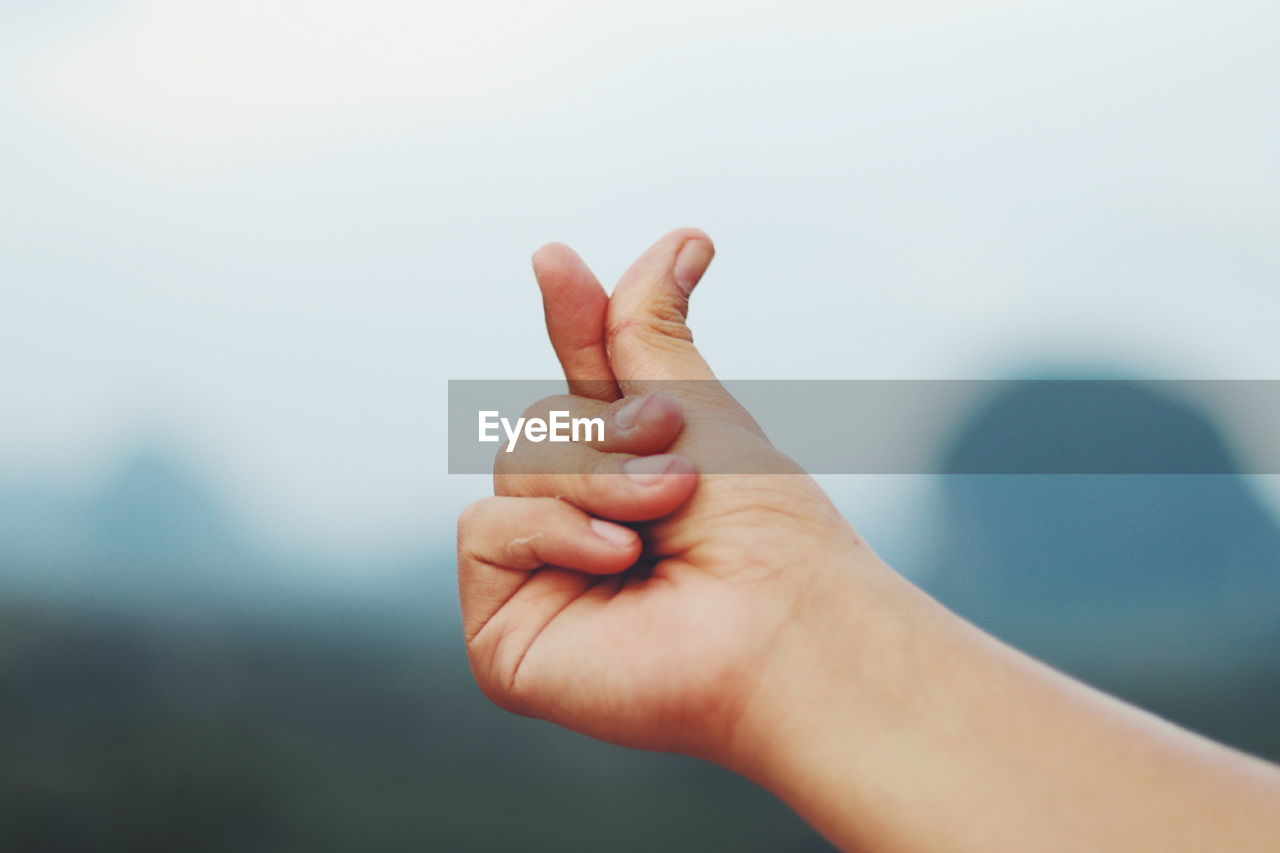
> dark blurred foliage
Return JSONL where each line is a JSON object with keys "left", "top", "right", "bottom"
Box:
{"left": 0, "top": 599, "right": 824, "bottom": 852}
{"left": 2, "top": 379, "right": 1278, "bottom": 850}
{"left": 0, "top": 447, "right": 825, "bottom": 851}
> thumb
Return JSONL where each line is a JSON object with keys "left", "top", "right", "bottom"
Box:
{"left": 605, "top": 229, "right": 766, "bottom": 438}
{"left": 605, "top": 228, "right": 718, "bottom": 392}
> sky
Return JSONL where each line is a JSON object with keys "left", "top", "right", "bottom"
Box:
{"left": 3, "top": 1, "right": 1279, "bottom": 561}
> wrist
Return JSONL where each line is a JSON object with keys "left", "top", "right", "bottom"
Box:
{"left": 717, "top": 541, "right": 928, "bottom": 786}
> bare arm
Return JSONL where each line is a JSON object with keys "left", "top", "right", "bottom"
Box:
{"left": 733, "top": 548, "right": 1280, "bottom": 852}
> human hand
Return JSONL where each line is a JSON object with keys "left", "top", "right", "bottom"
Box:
{"left": 457, "top": 229, "right": 886, "bottom": 765}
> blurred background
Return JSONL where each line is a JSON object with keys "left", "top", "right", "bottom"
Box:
{"left": 2, "top": 1, "right": 1279, "bottom": 850}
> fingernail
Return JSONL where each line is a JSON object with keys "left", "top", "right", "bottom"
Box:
{"left": 673, "top": 239, "right": 714, "bottom": 296}
{"left": 624, "top": 454, "right": 682, "bottom": 486}
{"left": 614, "top": 394, "right": 651, "bottom": 430}
{"left": 591, "top": 518, "right": 636, "bottom": 548}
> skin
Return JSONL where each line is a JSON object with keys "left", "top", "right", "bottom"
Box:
{"left": 456, "top": 229, "right": 1280, "bottom": 852}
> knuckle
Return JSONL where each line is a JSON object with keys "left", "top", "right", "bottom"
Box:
{"left": 521, "top": 394, "right": 576, "bottom": 421}
{"left": 492, "top": 430, "right": 552, "bottom": 477}
{"left": 607, "top": 317, "right": 694, "bottom": 358}
{"left": 457, "top": 499, "right": 485, "bottom": 538}
{"left": 492, "top": 444, "right": 511, "bottom": 476}
{"left": 644, "top": 318, "right": 695, "bottom": 348}
{"left": 498, "top": 534, "right": 540, "bottom": 569}
{"left": 647, "top": 295, "right": 692, "bottom": 331}
{"left": 466, "top": 630, "right": 532, "bottom": 716}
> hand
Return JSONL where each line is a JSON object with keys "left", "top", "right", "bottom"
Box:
{"left": 458, "top": 229, "right": 1280, "bottom": 853}
{"left": 456, "top": 229, "right": 881, "bottom": 762}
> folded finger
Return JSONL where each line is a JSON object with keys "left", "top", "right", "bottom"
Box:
{"left": 457, "top": 496, "right": 640, "bottom": 641}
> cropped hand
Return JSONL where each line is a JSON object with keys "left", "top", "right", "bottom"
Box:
{"left": 457, "top": 229, "right": 875, "bottom": 761}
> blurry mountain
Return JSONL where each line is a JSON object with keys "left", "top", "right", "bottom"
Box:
{"left": 79, "top": 443, "right": 246, "bottom": 569}
{"left": 0, "top": 442, "right": 257, "bottom": 611}
{"left": 0, "top": 479, "right": 80, "bottom": 565}
{"left": 918, "top": 379, "right": 1280, "bottom": 755}
{"left": 0, "top": 442, "right": 243, "bottom": 569}
{"left": 0, "top": 440, "right": 446, "bottom": 632}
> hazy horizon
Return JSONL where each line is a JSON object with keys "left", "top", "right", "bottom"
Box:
{"left": 6, "top": 0, "right": 1280, "bottom": 556}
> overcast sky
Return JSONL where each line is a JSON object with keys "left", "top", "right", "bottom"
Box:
{"left": 3, "top": 1, "right": 1279, "bottom": 560}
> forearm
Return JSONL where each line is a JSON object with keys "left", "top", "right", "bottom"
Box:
{"left": 730, "top": 552, "right": 1280, "bottom": 853}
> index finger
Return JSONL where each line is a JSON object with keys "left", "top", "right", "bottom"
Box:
{"left": 533, "top": 242, "right": 619, "bottom": 402}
